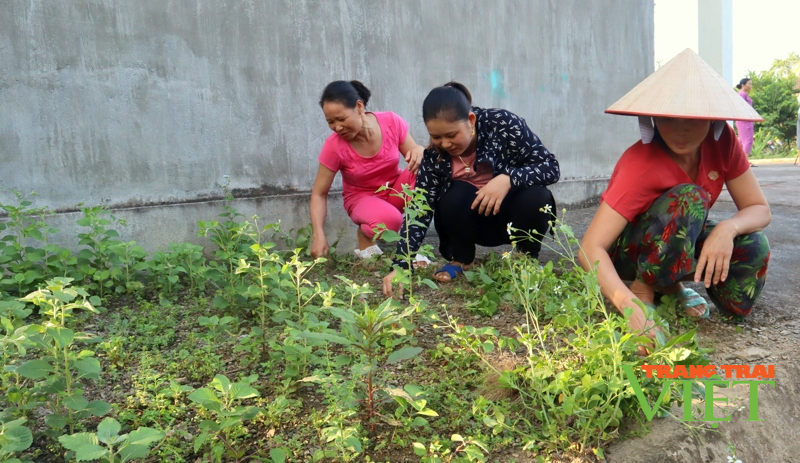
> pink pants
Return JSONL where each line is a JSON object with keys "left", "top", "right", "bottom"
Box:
{"left": 346, "top": 170, "right": 416, "bottom": 239}
{"left": 736, "top": 121, "right": 754, "bottom": 155}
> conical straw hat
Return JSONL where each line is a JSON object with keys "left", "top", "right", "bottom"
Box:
{"left": 606, "top": 48, "right": 763, "bottom": 122}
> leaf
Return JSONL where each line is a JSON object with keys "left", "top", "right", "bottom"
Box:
{"left": 386, "top": 347, "right": 423, "bottom": 365}
{"left": 118, "top": 444, "right": 151, "bottom": 461}
{"left": 16, "top": 359, "right": 54, "bottom": 379}
{"left": 663, "top": 329, "right": 697, "bottom": 349}
{"left": 668, "top": 348, "right": 692, "bottom": 362}
{"left": 58, "top": 432, "right": 98, "bottom": 452}
{"left": 45, "top": 414, "right": 68, "bottom": 429}
{"left": 193, "top": 431, "right": 208, "bottom": 453}
{"left": 482, "top": 340, "right": 494, "bottom": 353}
{"left": 76, "top": 443, "right": 108, "bottom": 461}
{"left": 212, "top": 295, "right": 229, "bottom": 309}
{"left": 96, "top": 417, "right": 121, "bottom": 445}
{"left": 84, "top": 400, "right": 112, "bottom": 417}
{"left": 298, "top": 331, "right": 353, "bottom": 346}
{"left": 327, "top": 307, "right": 356, "bottom": 324}
{"left": 46, "top": 327, "right": 75, "bottom": 349}
{"left": 188, "top": 388, "right": 222, "bottom": 410}
{"left": 210, "top": 375, "right": 231, "bottom": 393}
{"left": 64, "top": 394, "right": 89, "bottom": 411}
{"left": 126, "top": 427, "right": 164, "bottom": 446}
{"left": 230, "top": 384, "right": 259, "bottom": 400}
{"left": 411, "top": 416, "right": 429, "bottom": 427}
{"left": 384, "top": 387, "right": 413, "bottom": 401}
{"left": 1, "top": 424, "right": 33, "bottom": 452}
{"left": 344, "top": 436, "right": 362, "bottom": 453}
{"left": 75, "top": 358, "right": 103, "bottom": 379}
{"left": 420, "top": 278, "right": 438, "bottom": 289}
{"left": 413, "top": 442, "right": 427, "bottom": 456}
{"left": 269, "top": 448, "right": 287, "bottom": 463}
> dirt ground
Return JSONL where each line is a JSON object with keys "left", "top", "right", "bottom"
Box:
{"left": 431, "top": 161, "right": 800, "bottom": 462}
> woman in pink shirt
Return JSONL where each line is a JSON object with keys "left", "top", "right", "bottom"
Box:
{"left": 735, "top": 78, "right": 755, "bottom": 156}
{"left": 310, "top": 80, "right": 425, "bottom": 259}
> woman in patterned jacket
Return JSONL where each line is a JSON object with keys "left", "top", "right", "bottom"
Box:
{"left": 579, "top": 49, "right": 770, "bottom": 345}
{"left": 382, "top": 82, "right": 560, "bottom": 297}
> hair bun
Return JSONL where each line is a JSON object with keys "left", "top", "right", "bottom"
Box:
{"left": 349, "top": 80, "right": 372, "bottom": 106}
{"left": 443, "top": 81, "right": 472, "bottom": 104}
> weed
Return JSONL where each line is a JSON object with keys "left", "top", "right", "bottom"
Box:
{"left": 189, "top": 374, "right": 262, "bottom": 463}
{"left": 58, "top": 417, "right": 164, "bottom": 463}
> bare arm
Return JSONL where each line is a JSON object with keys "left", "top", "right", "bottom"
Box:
{"left": 310, "top": 164, "right": 337, "bottom": 258}
{"left": 398, "top": 133, "right": 425, "bottom": 174}
{"left": 694, "top": 168, "right": 771, "bottom": 287}
{"left": 579, "top": 202, "right": 654, "bottom": 334}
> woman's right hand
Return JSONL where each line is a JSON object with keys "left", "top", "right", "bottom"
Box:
{"left": 622, "top": 297, "right": 662, "bottom": 356}
{"left": 382, "top": 270, "right": 397, "bottom": 298}
{"left": 310, "top": 235, "right": 329, "bottom": 258}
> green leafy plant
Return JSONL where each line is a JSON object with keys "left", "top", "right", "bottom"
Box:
{"left": 413, "top": 434, "right": 488, "bottom": 463}
{"left": 188, "top": 374, "right": 262, "bottom": 463}
{"left": 107, "top": 241, "right": 148, "bottom": 294}
{"left": 198, "top": 193, "right": 255, "bottom": 310}
{"left": 0, "top": 190, "right": 56, "bottom": 297}
{"left": 443, "top": 214, "right": 709, "bottom": 455}
{"left": 750, "top": 64, "right": 799, "bottom": 142}
{"left": 374, "top": 184, "right": 438, "bottom": 300}
{"left": 76, "top": 205, "right": 128, "bottom": 299}
{"left": 12, "top": 278, "right": 111, "bottom": 437}
{"left": 58, "top": 417, "right": 164, "bottom": 462}
{"left": 0, "top": 417, "right": 33, "bottom": 462}
{"left": 300, "top": 296, "right": 424, "bottom": 433}
{"left": 148, "top": 242, "right": 208, "bottom": 303}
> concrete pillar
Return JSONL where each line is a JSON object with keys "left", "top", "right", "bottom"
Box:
{"left": 698, "top": 0, "right": 733, "bottom": 84}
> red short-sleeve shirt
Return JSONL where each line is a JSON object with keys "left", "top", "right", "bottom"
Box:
{"left": 601, "top": 124, "right": 750, "bottom": 222}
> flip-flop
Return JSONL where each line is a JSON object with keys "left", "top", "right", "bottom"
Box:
{"left": 676, "top": 288, "right": 710, "bottom": 319}
{"left": 432, "top": 262, "right": 467, "bottom": 283}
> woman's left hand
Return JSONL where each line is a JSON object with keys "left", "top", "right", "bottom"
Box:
{"left": 694, "top": 221, "right": 736, "bottom": 288}
{"left": 404, "top": 145, "right": 424, "bottom": 174}
{"left": 472, "top": 174, "right": 512, "bottom": 216}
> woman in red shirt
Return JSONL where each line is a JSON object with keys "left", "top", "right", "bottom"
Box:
{"left": 579, "top": 49, "right": 771, "bottom": 341}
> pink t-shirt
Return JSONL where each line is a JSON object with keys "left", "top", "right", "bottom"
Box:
{"left": 318, "top": 111, "right": 409, "bottom": 208}
{"left": 451, "top": 152, "right": 493, "bottom": 188}
{"left": 601, "top": 124, "right": 750, "bottom": 222}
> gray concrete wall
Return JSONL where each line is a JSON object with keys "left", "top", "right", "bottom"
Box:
{"left": 0, "top": 0, "right": 654, "bottom": 252}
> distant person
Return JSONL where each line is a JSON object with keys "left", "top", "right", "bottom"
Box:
{"left": 581, "top": 49, "right": 770, "bottom": 346}
{"left": 796, "top": 96, "right": 800, "bottom": 165}
{"left": 382, "top": 82, "right": 560, "bottom": 297}
{"left": 310, "top": 80, "right": 425, "bottom": 259}
{"left": 735, "top": 78, "right": 755, "bottom": 159}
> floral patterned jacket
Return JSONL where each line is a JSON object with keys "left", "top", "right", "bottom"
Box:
{"left": 393, "top": 107, "right": 560, "bottom": 269}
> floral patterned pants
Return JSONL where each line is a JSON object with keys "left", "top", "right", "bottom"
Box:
{"left": 609, "top": 184, "right": 770, "bottom": 316}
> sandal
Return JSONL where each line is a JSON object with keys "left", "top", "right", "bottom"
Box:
{"left": 413, "top": 254, "right": 431, "bottom": 269}
{"left": 432, "top": 262, "right": 471, "bottom": 283}
{"left": 676, "top": 288, "right": 710, "bottom": 319}
{"left": 353, "top": 245, "right": 383, "bottom": 259}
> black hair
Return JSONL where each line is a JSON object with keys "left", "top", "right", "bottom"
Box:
{"left": 319, "top": 80, "right": 371, "bottom": 108}
{"left": 422, "top": 81, "right": 473, "bottom": 123}
{"left": 736, "top": 77, "right": 751, "bottom": 90}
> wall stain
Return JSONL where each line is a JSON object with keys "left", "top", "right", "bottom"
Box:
{"left": 483, "top": 69, "right": 508, "bottom": 99}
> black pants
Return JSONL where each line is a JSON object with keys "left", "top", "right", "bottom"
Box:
{"left": 434, "top": 181, "right": 555, "bottom": 264}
